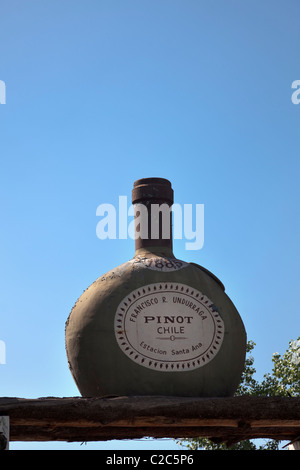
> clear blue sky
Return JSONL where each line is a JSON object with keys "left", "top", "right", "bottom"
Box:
{"left": 1, "top": 1, "right": 299, "bottom": 450}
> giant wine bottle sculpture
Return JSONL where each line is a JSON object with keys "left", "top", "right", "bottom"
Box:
{"left": 65, "top": 178, "right": 246, "bottom": 397}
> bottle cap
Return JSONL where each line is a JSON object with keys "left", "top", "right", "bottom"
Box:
{"left": 132, "top": 177, "right": 174, "bottom": 205}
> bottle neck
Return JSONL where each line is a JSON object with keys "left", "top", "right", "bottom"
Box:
{"left": 133, "top": 199, "right": 174, "bottom": 257}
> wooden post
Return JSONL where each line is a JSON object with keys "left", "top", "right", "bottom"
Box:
{"left": 288, "top": 440, "right": 300, "bottom": 450}
{"left": 0, "top": 416, "right": 9, "bottom": 450}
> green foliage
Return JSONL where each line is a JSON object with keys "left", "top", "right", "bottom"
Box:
{"left": 179, "top": 337, "right": 300, "bottom": 450}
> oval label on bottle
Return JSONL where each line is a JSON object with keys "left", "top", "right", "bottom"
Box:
{"left": 114, "top": 283, "right": 224, "bottom": 372}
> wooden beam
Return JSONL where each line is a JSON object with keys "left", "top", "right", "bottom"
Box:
{"left": 0, "top": 396, "right": 300, "bottom": 445}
